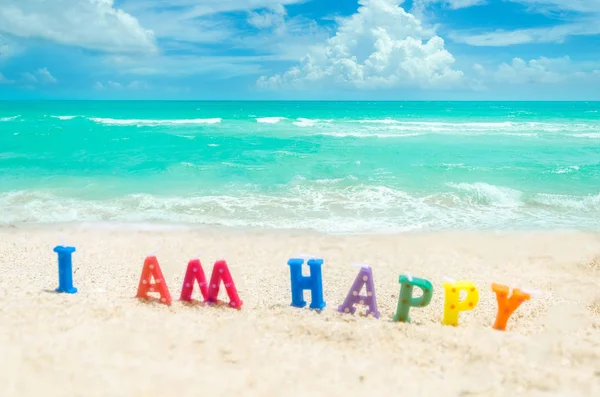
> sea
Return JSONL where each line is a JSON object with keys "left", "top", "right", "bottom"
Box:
{"left": 0, "top": 101, "right": 598, "bottom": 233}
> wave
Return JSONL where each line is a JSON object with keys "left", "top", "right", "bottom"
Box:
{"left": 256, "top": 117, "right": 286, "bottom": 124}
{"left": 531, "top": 193, "right": 600, "bottom": 211}
{"left": 50, "top": 115, "right": 77, "bottom": 120}
{"left": 320, "top": 131, "right": 424, "bottom": 138}
{"left": 1, "top": 184, "right": 598, "bottom": 233}
{"left": 88, "top": 117, "right": 222, "bottom": 126}
{"left": 293, "top": 118, "right": 317, "bottom": 127}
{"left": 356, "top": 119, "right": 398, "bottom": 124}
{"left": 0, "top": 115, "right": 20, "bottom": 121}
{"left": 572, "top": 133, "right": 600, "bottom": 139}
{"left": 553, "top": 166, "right": 580, "bottom": 174}
{"left": 292, "top": 118, "right": 333, "bottom": 127}
{"left": 446, "top": 182, "right": 523, "bottom": 207}
{"left": 335, "top": 120, "right": 600, "bottom": 135}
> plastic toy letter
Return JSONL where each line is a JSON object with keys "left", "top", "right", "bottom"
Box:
{"left": 54, "top": 245, "right": 77, "bottom": 294}
{"left": 180, "top": 259, "right": 208, "bottom": 302}
{"left": 393, "top": 275, "right": 433, "bottom": 323}
{"left": 442, "top": 280, "right": 479, "bottom": 326}
{"left": 135, "top": 256, "right": 172, "bottom": 305}
{"left": 491, "top": 283, "right": 531, "bottom": 331}
{"left": 337, "top": 266, "right": 380, "bottom": 318}
{"left": 205, "top": 260, "right": 243, "bottom": 309}
{"left": 287, "top": 258, "right": 326, "bottom": 310}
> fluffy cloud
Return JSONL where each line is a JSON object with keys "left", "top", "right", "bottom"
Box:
{"left": 22, "top": 68, "right": 57, "bottom": 85}
{"left": 475, "top": 56, "right": 600, "bottom": 85}
{"left": 494, "top": 57, "right": 566, "bottom": 84}
{"left": 0, "top": 0, "right": 156, "bottom": 53}
{"left": 95, "top": 80, "right": 149, "bottom": 90}
{"left": 258, "top": 0, "right": 463, "bottom": 90}
{"left": 414, "top": 0, "right": 486, "bottom": 11}
{"left": 248, "top": 4, "right": 287, "bottom": 31}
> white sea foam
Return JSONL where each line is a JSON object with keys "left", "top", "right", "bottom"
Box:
{"left": 356, "top": 119, "right": 398, "bottom": 124}
{"left": 291, "top": 118, "right": 333, "bottom": 127}
{"left": 293, "top": 118, "right": 318, "bottom": 127}
{"left": 340, "top": 120, "right": 598, "bottom": 134}
{"left": 89, "top": 117, "right": 222, "bottom": 126}
{"left": 572, "top": 133, "right": 600, "bottom": 139}
{"left": 320, "top": 131, "right": 424, "bottom": 138}
{"left": 0, "top": 115, "right": 20, "bottom": 121}
{"left": 256, "top": 117, "right": 286, "bottom": 124}
{"left": 50, "top": 115, "right": 77, "bottom": 120}
{"left": 2, "top": 184, "right": 598, "bottom": 233}
{"left": 446, "top": 182, "right": 523, "bottom": 208}
{"left": 531, "top": 193, "right": 600, "bottom": 211}
{"left": 553, "top": 166, "right": 580, "bottom": 174}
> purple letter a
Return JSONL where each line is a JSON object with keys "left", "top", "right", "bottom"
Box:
{"left": 337, "top": 266, "right": 380, "bottom": 318}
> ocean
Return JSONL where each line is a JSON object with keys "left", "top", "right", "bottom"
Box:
{"left": 0, "top": 101, "right": 598, "bottom": 233}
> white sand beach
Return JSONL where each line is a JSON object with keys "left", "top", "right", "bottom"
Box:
{"left": 0, "top": 225, "right": 599, "bottom": 397}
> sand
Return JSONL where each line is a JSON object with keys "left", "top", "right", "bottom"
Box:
{"left": 0, "top": 225, "right": 599, "bottom": 397}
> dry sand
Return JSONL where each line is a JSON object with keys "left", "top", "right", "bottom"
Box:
{"left": 0, "top": 225, "right": 599, "bottom": 397}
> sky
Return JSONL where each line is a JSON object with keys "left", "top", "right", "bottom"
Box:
{"left": 0, "top": 0, "right": 599, "bottom": 100}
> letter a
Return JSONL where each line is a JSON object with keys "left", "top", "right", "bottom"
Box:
{"left": 492, "top": 283, "right": 531, "bottom": 331}
{"left": 136, "top": 256, "right": 172, "bottom": 305}
{"left": 180, "top": 259, "right": 208, "bottom": 302}
{"left": 205, "top": 260, "right": 243, "bottom": 309}
{"left": 337, "top": 266, "right": 380, "bottom": 318}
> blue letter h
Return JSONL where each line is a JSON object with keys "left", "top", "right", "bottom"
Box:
{"left": 287, "top": 258, "right": 326, "bottom": 310}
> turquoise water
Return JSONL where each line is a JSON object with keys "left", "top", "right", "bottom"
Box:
{"left": 1, "top": 101, "right": 599, "bottom": 233}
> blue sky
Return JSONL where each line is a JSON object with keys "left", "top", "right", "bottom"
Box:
{"left": 0, "top": 0, "right": 599, "bottom": 100}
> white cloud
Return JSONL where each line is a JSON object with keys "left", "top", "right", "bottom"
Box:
{"left": 0, "top": 0, "right": 156, "bottom": 53}
{"left": 248, "top": 4, "right": 287, "bottom": 31}
{"left": 446, "top": 0, "right": 600, "bottom": 46}
{"left": 36, "top": 67, "right": 57, "bottom": 84}
{"left": 417, "top": 0, "right": 600, "bottom": 12}
{"left": 451, "top": 22, "right": 600, "bottom": 46}
{"left": 414, "top": 0, "right": 486, "bottom": 11}
{"left": 95, "top": 80, "right": 150, "bottom": 90}
{"left": 104, "top": 1, "right": 324, "bottom": 80}
{"left": 258, "top": 0, "right": 463, "bottom": 90}
{"left": 121, "top": 0, "right": 302, "bottom": 16}
{"left": 474, "top": 56, "right": 600, "bottom": 85}
{"left": 21, "top": 68, "right": 57, "bottom": 85}
{"left": 495, "top": 57, "right": 566, "bottom": 84}
{"left": 118, "top": 0, "right": 305, "bottom": 46}
{"left": 508, "top": 0, "right": 600, "bottom": 13}
{"left": 447, "top": 0, "right": 486, "bottom": 8}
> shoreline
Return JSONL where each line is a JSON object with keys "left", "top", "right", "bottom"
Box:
{"left": 1, "top": 225, "right": 599, "bottom": 396}
{"left": 3, "top": 220, "right": 600, "bottom": 236}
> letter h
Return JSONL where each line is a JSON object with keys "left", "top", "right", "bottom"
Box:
{"left": 287, "top": 258, "right": 326, "bottom": 310}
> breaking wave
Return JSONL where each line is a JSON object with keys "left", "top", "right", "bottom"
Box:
{"left": 0, "top": 116, "right": 20, "bottom": 121}
{"left": 88, "top": 117, "right": 222, "bottom": 126}
{"left": 1, "top": 183, "right": 598, "bottom": 233}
